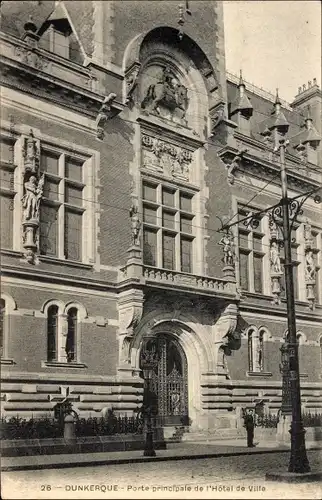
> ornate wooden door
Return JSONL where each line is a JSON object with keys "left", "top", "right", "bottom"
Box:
{"left": 141, "top": 335, "right": 189, "bottom": 426}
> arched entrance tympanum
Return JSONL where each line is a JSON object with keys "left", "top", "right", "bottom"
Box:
{"left": 140, "top": 334, "right": 189, "bottom": 426}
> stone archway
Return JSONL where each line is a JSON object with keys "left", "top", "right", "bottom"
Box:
{"left": 140, "top": 334, "right": 189, "bottom": 426}
{"left": 131, "top": 312, "right": 213, "bottom": 430}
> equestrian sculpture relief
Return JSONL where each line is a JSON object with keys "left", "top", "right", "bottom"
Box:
{"left": 141, "top": 66, "right": 189, "bottom": 122}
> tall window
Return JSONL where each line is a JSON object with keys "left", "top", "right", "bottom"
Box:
{"left": 238, "top": 207, "right": 264, "bottom": 293}
{"left": 0, "top": 136, "right": 16, "bottom": 250}
{"left": 66, "top": 308, "right": 77, "bottom": 362}
{"left": 0, "top": 299, "right": 5, "bottom": 357}
{"left": 248, "top": 331, "right": 253, "bottom": 372}
{"left": 142, "top": 181, "right": 195, "bottom": 273}
{"left": 47, "top": 305, "right": 58, "bottom": 362}
{"left": 40, "top": 150, "right": 85, "bottom": 261}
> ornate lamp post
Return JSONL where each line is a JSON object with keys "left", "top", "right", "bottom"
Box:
{"left": 141, "top": 341, "right": 158, "bottom": 457}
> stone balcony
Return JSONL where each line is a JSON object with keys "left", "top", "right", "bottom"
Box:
{"left": 118, "top": 248, "right": 237, "bottom": 300}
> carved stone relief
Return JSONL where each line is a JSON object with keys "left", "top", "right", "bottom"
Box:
{"left": 141, "top": 65, "right": 189, "bottom": 125}
{"left": 141, "top": 134, "right": 193, "bottom": 181}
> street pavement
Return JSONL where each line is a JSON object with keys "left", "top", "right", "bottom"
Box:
{"left": 2, "top": 450, "right": 322, "bottom": 500}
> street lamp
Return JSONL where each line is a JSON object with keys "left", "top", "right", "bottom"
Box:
{"left": 278, "top": 139, "right": 310, "bottom": 473}
{"left": 141, "top": 341, "right": 158, "bottom": 457}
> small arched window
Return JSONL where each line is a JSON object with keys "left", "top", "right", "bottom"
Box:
{"left": 0, "top": 298, "right": 5, "bottom": 357}
{"left": 47, "top": 305, "right": 58, "bottom": 362}
{"left": 66, "top": 308, "right": 77, "bottom": 362}
{"left": 248, "top": 331, "right": 253, "bottom": 372}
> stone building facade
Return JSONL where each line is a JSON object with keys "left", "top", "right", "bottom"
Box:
{"left": 0, "top": 1, "right": 321, "bottom": 438}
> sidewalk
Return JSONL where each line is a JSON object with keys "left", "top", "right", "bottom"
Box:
{"left": 2, "top": 440, "right": 321, "bottom": 472}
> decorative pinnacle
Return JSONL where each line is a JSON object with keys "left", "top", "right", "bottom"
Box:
{"left": 238, "top": 69, "right": 245, "bottom": 88}
{"left": 274, "top": 88, "right": 281, "bottom": 106}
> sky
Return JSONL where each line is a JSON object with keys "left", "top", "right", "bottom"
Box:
{"left": 223, "top": 0, "right": 321, "bottom": 103}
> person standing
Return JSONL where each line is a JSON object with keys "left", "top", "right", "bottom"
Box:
{"left": 244, "top": 409, "right": 255, "bottom": 447}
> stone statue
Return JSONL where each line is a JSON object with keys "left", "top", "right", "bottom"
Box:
{"left": 22, "top": 174, "right": 44, "bottom": 221}
{"left": 129, "top": 205, "right": 141, "bottom": 247}
{"left": 270, "top": 241, "right": 282, "bottom": 274}
{"left": 305, "top": 250, "right": 315, "bottom": 281}
{"left": 219, "top": 231, "right": 235, "bottom": 267}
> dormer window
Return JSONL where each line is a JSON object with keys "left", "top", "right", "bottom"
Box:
{"left": 49, "top": 26, "right": 70, "bottom": 59}
{"left": 37, "top": 5, "right": 83, "bottom": 63}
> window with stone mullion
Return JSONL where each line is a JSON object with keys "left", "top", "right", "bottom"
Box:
{"left": 0, "top": 136, "right": 16, "bottom": 250}
{"left": 40, "top": 150, "right": 84, "bottom": 261}
{"left": 311, "top": 230, "right": 321, "bottom": 304}
{"left": 142, "top": 180, "right": 195, "bottom": 273}
{"left": 238, "top": 207, "right": 264, "bottom": 293}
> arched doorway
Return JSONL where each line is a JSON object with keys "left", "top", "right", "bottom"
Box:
{"left": 140, "top": 334, "right": 189, "bottom": 426}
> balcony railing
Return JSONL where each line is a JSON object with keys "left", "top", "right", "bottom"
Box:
{"left": 142, "top": 266, "right": 236, "bottom": 295}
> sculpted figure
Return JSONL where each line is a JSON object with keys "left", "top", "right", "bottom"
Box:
{"left": 22, "top": 175, "right": 44, "bottom": 221}
{"left": 270, "top": 241, "right": 282, "bottom": 274}
{"left": 219, "top": 231, "right": 235, "bottom": 267}
{"left": 130, "top": 205, "right": 141, "bottom": 247}
{"left": 305, "top": 250, "right": 315, "bottom": 281}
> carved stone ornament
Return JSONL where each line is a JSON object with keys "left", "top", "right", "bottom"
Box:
{"left": 95, "top": 93, "right": 117, "bottom": 140}
{"left": 125, "top": 64, "right": 141, "bottom": 106}
{"left": 141, "top": 134, "right": 192, "bottom": 181}
{"left": 118, "top": 289, "right": 144, "bottom": 364}
{"left": 141, "top": 66, "right": 189, "bottom": 124}
{"left": 212, "top": 303, "right": 239, "bottom": 378}
{"left": 14, "top": 46, "right": 49, "bottom": 72}
{"left": 210, "top": 103, "right": 225, "bottom": 134}
{"left": 21, "top": 130, "right": 43, "bottom": 265}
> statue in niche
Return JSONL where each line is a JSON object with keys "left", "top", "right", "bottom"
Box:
{"left": 219, "top": 231, "right": 235, "bottom": 267}
{"left": 141, "top": 66, "right": 188, "bottom": 120}
{"left": 129, "top": 205, "right": 141, "bottom": 247}
{"left": 22, "top": 174, "right": 44, "bottom": 221}
{"left": 270, "top": 241, "right": 282, "bottom": 274}
{"left": 305, "top": 249, "right": 315, "bottom": 281}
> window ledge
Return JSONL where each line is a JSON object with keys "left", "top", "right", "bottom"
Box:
{"left": 41, "top": 361, "right": 87, "bottom": 369}
{"left": 246, "top": 371, "right": 273, "bottom": 378}
{"left": 39, "top": 256, "right": 93, "bottom": 270}
{"left": 1, "top": 249, "right": 24, "bottom": 258}
{"left": 1, "top": 357, "right": 16, "bottom": 365}
{"left": 299, "top": 373, "right": 308, "bottom": 378}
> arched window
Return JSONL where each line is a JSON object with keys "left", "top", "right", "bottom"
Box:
{"left": 66, "top": 308, "right": 77, "bottom": 362}
{"left": 0, "top": 298, "right": 5, "bottom": 357}
{"left": 47, "top": 305, "right": 58, "bottom": 362}
{"left": 248, "top": 331, "right": 253, "bottom": 372}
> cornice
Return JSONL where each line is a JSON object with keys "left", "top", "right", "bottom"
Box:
{"left": 1, "top": 264, "right": 117, "bottom": 293}
{"left": 218, "top": 143, "right": 321, "bottom": 193}
{"left": 239, "top": 298, "right": 322, "bottom": 323}
{"left": 137, "top": 114, "right": 206, "bottom": 151}
{"left": 0, "top": 33, "right": 125, "bottom": 119}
